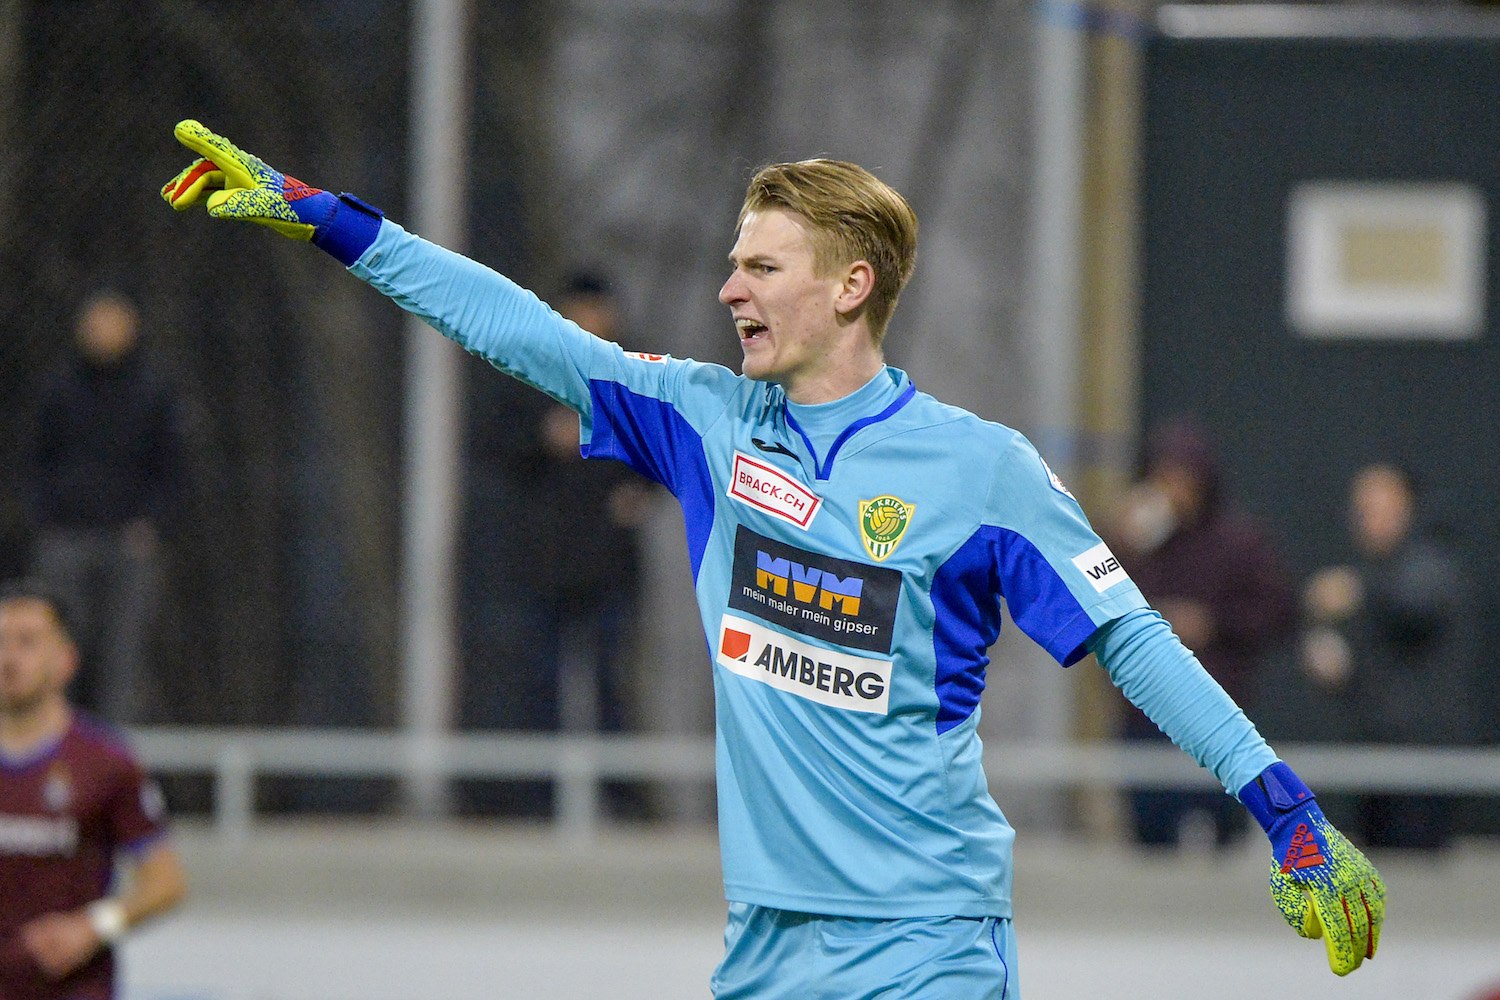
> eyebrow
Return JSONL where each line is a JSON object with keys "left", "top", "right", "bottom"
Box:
{"left": 728, "top": 252, "right": 774, "bottom": 267}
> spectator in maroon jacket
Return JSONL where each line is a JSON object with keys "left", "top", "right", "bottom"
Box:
{"left": 1109, "top": 417, "right": 1296, "bottom": 849}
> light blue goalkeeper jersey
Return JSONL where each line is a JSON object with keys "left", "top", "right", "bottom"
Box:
{"left": 351, "top": 221, "right": 1276, "bottom": 918}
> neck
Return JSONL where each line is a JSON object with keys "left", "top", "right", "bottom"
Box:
{"left": 0, "top": 698, "right": 71, "bottom": 756}
{"left": 783, "top": 341, "right": 885, "bottom": 405}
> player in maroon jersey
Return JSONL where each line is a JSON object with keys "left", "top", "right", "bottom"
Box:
{"left": 0, "top": 581, "right": 186, "bottom": 1000}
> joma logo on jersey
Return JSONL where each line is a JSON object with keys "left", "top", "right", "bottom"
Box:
{"left": 728, "top": 526, "right": 900, "bottom": 655}
{"left": 717, "top": 613, "right": 892, "bottom": 714}
{"left": 756, "top": 551, "right": 863, "bottom": 616}
{"left": 1072, "top": 542, "right": 1130, "bottom": 593}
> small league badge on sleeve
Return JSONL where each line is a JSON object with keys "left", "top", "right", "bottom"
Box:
{"left": 1040, "top": 457, "right": 1075, "bottom": 500}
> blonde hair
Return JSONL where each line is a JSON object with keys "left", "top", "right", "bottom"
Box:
{"left": 738, "top": 159, "right": 918, "bottom": 344}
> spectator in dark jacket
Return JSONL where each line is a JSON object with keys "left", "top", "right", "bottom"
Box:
{"left": 20, "top": 290, "right": 185, "bottom": 723}
{"left": 1300, "top": 462, "right": 1475, "bottom": 849}
{"left": 458, "top": 272, "right": 656, "bottom": 817}
{"left": 1109, "top": 417, "right": 1296, "bottom": 848}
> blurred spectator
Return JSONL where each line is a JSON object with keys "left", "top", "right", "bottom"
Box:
{"left": 458, "top": 271, "right": 655, "bottom": 817}
{"left": 1, "top": 579, "right": 187, "bottom": 1000}
{"left": 1300, "top": 462, "right": 1476, "bottom": 850}
{"left": 1110, "top": 417, "right": 1295, "bottom": 849}
{"left": 19, "top": 291, "right": 185, "bottom": 725}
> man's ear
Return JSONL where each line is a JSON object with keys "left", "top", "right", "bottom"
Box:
{"left": 56, "top": 640, "right": 81, "bottom": 691}
{"left": 835, "top": 260, "right": 875, "bottom": 316}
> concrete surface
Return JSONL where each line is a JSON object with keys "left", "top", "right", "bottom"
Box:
{"left": 118, "top": 820, "right": 1500, "bottom": 1000}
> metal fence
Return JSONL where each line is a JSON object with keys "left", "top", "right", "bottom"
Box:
{"left": 130, "top": 726, "right": 1500, "bottom": 843}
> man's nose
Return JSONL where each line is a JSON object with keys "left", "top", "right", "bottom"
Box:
{"left": 719, "top": 271, "right": 745, "bottom": 305}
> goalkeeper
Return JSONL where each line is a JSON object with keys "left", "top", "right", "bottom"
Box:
{"left": 162, "top": 120, "right": 1384, "bottom": 997}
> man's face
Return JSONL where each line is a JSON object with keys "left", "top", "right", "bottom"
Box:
{"left": 719, "top": 208, "right": 847, "bottom": 395}
{"left": 1350, "top": 465, "right": 1413, "bottom": 558}
{"left": 77, "top": 297, "right": 139, "bottom": 365}
{"left": 1151, "top": 461, "right": 1207, "bottom": 522}
{"left": 0, "top": 599, "right": 76, "bottom": 717}
{"left": 559, "top": 294, "right": 618, "bottom": 341}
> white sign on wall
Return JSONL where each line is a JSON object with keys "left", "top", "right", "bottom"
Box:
{"left": 1286, "top": 181, "right": 1487, "bottom": 340}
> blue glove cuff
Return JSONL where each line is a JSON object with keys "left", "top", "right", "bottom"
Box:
{"left": 314, "top": 193, "right": 384, "bottom": 266}
{"left": 1238, "top": 761, "right": 1317, "bottom": 834}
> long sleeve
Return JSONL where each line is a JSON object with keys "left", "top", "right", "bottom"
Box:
{"left": 349, "top": 220, "right": 607, "bottom": 416}
{"left": 1088, "top": 606, "right": 1278, "bottom": 795}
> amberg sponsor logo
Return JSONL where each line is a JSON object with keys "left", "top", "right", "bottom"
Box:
{"left": 728, "top": 452, "right": 822, "bottom": 529}
{"left": 1072, "top": 541, "right": 1129, "bottom": 593}
{"left": 728, "top": 526, "right": 900, "bottom": 655}
{"left": 858, "top": 495, "right": 914, "bottom": 561}
{"left": 718, "top": 613, "right": 892, "bottom": 714}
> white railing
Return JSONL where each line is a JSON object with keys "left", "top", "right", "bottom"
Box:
{"left": 128, "top": 727, "right": 1500, "bottom": 843}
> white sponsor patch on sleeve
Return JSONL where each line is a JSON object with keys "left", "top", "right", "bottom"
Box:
{"left": 1072, "top": 542, "right": 1129, "bottom": 593}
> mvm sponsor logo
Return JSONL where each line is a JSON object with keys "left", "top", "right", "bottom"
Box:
{"left": 756, "top": 551, "right": 864, "bottom": 616}
{"left": 717, "top": 613, "right": 892, "bottom": 714}
{"left": 728, "top": 452, "right": 822, "bottom": 529}
{"left": 1071, "top": 542, "right": 1129, "bottom": 593}
{"left": 728, "top": 526, "right": 900, "bottom": 655}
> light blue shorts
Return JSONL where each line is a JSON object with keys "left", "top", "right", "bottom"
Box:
{"left": 710, "top": 903, "right": 1017, "bottom": 1000}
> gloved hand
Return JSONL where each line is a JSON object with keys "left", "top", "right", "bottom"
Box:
{"left": 162, "top": 119, "right": 381, "bottom": 264}
{"left": 1239, "top": 761, "right": 1386, "bottom": 976}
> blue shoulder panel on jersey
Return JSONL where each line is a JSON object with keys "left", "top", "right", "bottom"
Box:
{"left": 585, "top": 379, "right": 715, "bottom": 580}
{"left": 995, "top": 528, "right": 1098, "bottom": 667}
{"left": 931, "top": 524, "right": 1098, "bottom": 733}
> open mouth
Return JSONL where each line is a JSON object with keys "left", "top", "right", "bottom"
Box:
{"left": 736, "top": 317, "right": 768, "bottom": 342}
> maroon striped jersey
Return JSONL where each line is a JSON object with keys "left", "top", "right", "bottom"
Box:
{"left": 0, "top": 714, "right": 167, "bottom": 1000}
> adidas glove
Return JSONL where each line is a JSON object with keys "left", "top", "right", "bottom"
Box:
{"left": 161, "top": 119, "right": 382, "bottom": 265}
{"left": 1239, "top": 761, "right": 1386, "bottom": 976}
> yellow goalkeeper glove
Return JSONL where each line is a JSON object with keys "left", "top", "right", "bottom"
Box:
{"left": 1240, "top": 762, "right": 1386, "bottom": 976}
{"left": 162, "top": 119, "right": 381, "bottom": 264}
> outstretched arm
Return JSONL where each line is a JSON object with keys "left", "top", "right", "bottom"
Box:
{"left": 162, "top": 119, "right": 742, "bottom": 506}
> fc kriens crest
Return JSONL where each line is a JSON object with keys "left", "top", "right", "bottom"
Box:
{"left": 858, "top": 495, "right": 914, "bottom": 562}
